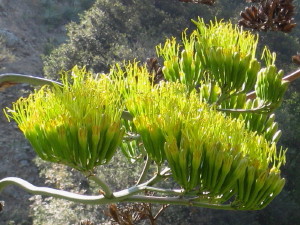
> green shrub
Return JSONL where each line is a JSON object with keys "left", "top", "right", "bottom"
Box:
{"left": 42, "top": 0, "right": 216, "bottom": 79}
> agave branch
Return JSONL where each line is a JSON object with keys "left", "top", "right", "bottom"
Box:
{"left": 0, "top": 73, "right": 63, "bottom": 89}
{"left": 143, "top": 167, "right": 172, "bottom": 187}
{"left": 0, "top": 177, "right": 233, "bottom": 210}
{"left": 142, "top": 187, "right": 185, "bottom": 196}
{"left": 85, "top": 172, "right": 114, "bottom": 198}
{"left": 283, "top": 68, "right": 300, "bottom": 82}
{"left": 0, "top": 168, "right": 173, "bottom": 205}
{"left": 125, "top": 196, "right": 232, "bottom": 210}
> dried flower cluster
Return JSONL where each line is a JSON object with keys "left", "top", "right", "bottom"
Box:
{"left": 107, "top": 203, "right": 154, "bottom": 225}
{"left": 239, "top": 0, "right": 296, "bottom": 32}
{"left": 80, "top": 220, "right": 94, "bottom": 225}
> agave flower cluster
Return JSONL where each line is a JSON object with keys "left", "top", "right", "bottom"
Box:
{"left": 5, "top": 66, "right": 124, "bottom": 172}
{"left": 111, "top": 62, "right": 286, "bottom": 210}
{"left": 4, "top": 19, "right": 288, "bottom": 210}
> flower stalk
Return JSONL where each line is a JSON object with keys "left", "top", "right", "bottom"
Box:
{"left": 0, "top": 177, "right": 232, "bottom": 210}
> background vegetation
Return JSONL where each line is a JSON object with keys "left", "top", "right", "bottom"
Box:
{"left": 40, "top": 0, "right": 94, "bottom": 28}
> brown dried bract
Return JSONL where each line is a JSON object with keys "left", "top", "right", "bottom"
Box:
{"left": 292, "top": 53, "right": 300, "bottom": 65}
{"left": 239, "top": 0, "right": 296, "bottom": 33}
{"left": 106, "top": 203, "right": 156, "bottom": 225}
{"left": 0, "top": 81, "right": 18, "bottom": 91}
{"left": 0, "top": 201, "right": 4, "bottom": 212}
{"left": 146, "top": 57, "right": 166, "bottom": 85}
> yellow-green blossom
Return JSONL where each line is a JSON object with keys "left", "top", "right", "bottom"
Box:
{"left": 5, "top": 66, "right": 124, "bottom": 172}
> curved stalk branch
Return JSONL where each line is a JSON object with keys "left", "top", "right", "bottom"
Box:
{"left": 125, "top": 196, "right": 233, "bottom": 210}
{"left": 136, "top": 155, "right": 152, "bottom": 185}
{"left": 0, "top": 177, "right": 146, "bottom": 204}
{"left": 145, "top": 167, "right": 171, "bottom": 187}
{"left": 143, "top": 186, "right": 184, "bottom": 196}
{"left": 85, "top": 173, "right": 114, "bottom": 198}
{"left": 0, "top": 177, "right": 233, "bottom": 210}
{"left": 0, "top": 177, "right": 107, "bottom": 204}
{"left": 282, "top": 68, "right": 300, "bottom": 82}
{"left": 0, "top": 73, "right": 63, "bottom": 88}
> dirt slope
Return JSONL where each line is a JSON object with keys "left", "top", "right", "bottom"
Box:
{"left": 0, "top": 1, "right": 65, "bottom": 224}
{"left": 0, "top": 0, "right": 52, "bottom": 75}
